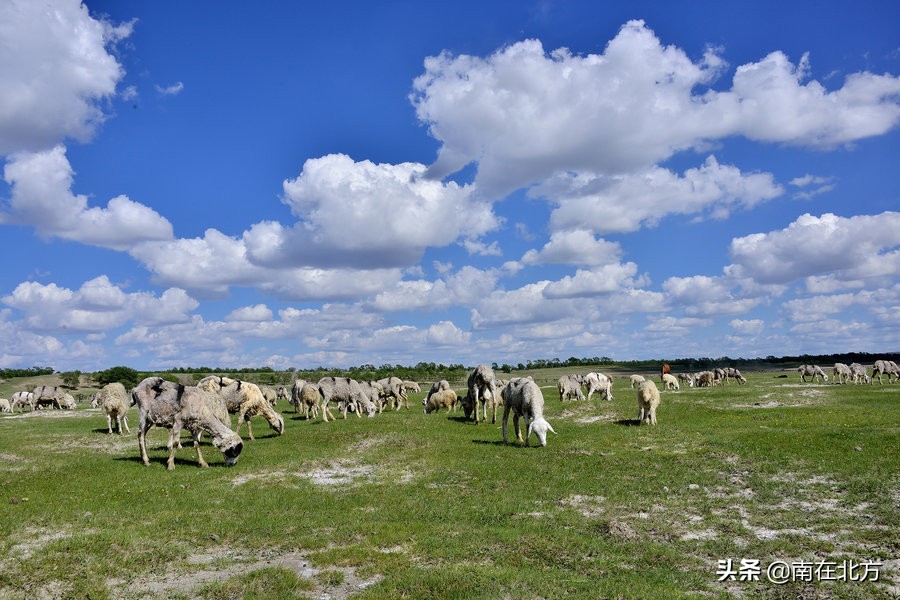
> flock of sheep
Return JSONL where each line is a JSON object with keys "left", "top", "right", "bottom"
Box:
{"left": 1, "top": 359, "right": 896, "bottom": 468}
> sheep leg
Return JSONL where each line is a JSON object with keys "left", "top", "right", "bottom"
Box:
{"left": 244, "top": 415, "right": 255, "bottom": 441}
{"left": 192, "top": 431, "right": 209, "bottom": 468}
{"left": 166, "top": 426, "right": 181, "bottom": 470}
{"left": 139, "top": 425, "right": 151, "bottom": 466}
{"left": 121, "top": 415, "right": 130, "bottom": 434}
{"left": 491, "top": 386, "right": 497, "bottom": 424}
{"left": 106, "top": 414, "right": 114, "bottom": 435}
{"left": 650, "top": 408, "right": 657, "bottom": 425}
{"left": 473, "top": 388, "right": 481, "bottom": 424}
{"left": 515, "top": 414, "right": 524, "bottom": 444}
{"left": 501, "top": 405, "right": 512, "bottom": 444}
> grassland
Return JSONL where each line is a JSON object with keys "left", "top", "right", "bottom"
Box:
{"left": 0, "top": 368, "right": 897, "bottom": 599}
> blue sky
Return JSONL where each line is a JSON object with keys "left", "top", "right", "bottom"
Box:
{"left": 0, "top": 0, "right": 898, "bottom": 371}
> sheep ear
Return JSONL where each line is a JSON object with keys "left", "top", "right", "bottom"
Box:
{"left": 547, "top": 422, "right": 557, "bottom": 435}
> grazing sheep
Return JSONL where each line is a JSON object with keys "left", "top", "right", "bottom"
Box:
{"left": 317, "top": 377, "right": 376, "bottom": 422}
{"left": 423, "top": 388, "right": 458, "bottom": 414}
{"left": 695, "top": 371, "right": 715, "bottom": 387}
{"left": 629, "top": 374, "right": 646, "bottom": 389}
{"left": 584, "top": 372, "right": 613, "bottom": 402}
{"left": 426, "top": 380, "right": 451, "bottom": 404}
{"left": 97, "top": 382, "right": 131, "bottom": 435}
{"left": 197, "top": 376, "right": 285, "bottom": 440}
{"left": 500, "top": 377, "right": 556, "bottom": 447}
{"left": 797, "top": 364, "right": 829, "bottom": 383}
{"left": 557, "top": 374, "right": 585, "bottom": 402}
{"left": 294, "top": 382, "right": 320, "bottom": 419}
{"left": 678, "top": 373, "right": 694, "bottom": 388}
{"left": 358, "top": 380, "right": 385, "bottom": 413}
{"left": 467, "top": 364, "right": 499, "bottom": 425}
{"left": 0, "top": 398, "right": 10, "bottom": 413}
{"left": 661, "top": 373, "right": 680, "bottom": 391}
{"left": 377, "top": 376, "right": 409, "bottom": 410}
{"left": 832, "top": 363, "right": 853, "bottom": 384}
{"left": 402, "top": 380, "right": 421, "bottom": 393}
{"left": 872, "top": 360, "right": 899, "bottom": 384}
{"left": 131, "top": 377, "right": 243, "bottom": 470}
{"left": 636, "top": 380, "right": 661, "bottom": 425}
{"left": 259, "top": 384, "right": 279, "bottom": 407}
{"left": 849, "top": 363, "right": 870, "bottom": 384}
{"left": 730, "top": 368, "right": 747, "bottom": 384}
{"left": 289, "top": 379, "right": 307, "bottom": 409}
{"left": 32, "top": 385, "right": 69, "bottom": 409}
{"left": 11, "top": 391, "right": 34, "bottom": 412}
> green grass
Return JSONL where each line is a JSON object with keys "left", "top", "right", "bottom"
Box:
{"left": 0, "top": 370, "right": 897, "bottom": 599}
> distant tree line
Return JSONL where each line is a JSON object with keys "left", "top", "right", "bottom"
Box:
{"left": 0, "top": 366, "right": 54, "bottom": 379}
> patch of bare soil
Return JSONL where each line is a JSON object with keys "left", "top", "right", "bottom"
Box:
{"left": 106, "top": 547, "right": 382, "bottom": 600}
{"left": 559, "top": 494, "right": 606, "bottom": 518}
{"left": 4, "top": 409, "right": 95, "bottom": 420}
{"left": 6, "top": 527, "right": 75, "bottom": 560}
{"left": 230, "top": 461, "right": 383, "bottom": 488}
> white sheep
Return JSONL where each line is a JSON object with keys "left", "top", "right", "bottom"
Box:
{"left": 259, "top": 384, "right": 279, "bottom": 407}
{"left": 316, "top": 377, "right": 376, "bottom": 422}
{"left": 0, "top": 398, "right": 10, "bottom": 413}
{"left": 695, "top": 371, "right": 715, "bottom": 387}
{"left": 131, "top": 377, "right": 243, "bottom": 470}
{"left": 636, "top": 380, "right": 661, "bottom": 425}
{"left": 661, "top": 373, "right": 680, "bottom": 391}
{"left": 797, "top": 364, "right": 828, "bottom": 383}
{"left": 426, "top": 380, "right": 451, "bottom": 404}
{"left": 678, "top": 373, "right": 695, "bottom": 388}
{"left": 423, "top": 388, "right": 458, "bottom": 414}
{"left": 629, "top": 374, "right": 646, "bottom": 389}
{"left": 467, "top": 364, "right": 499, "bottom": 425}
{"left": 832, "top": 363, "right": 853, "bottom": 384}
{"left": 97, "top": 382, "right": 131, "bottom": 435}
{"left": 849, "top": 363, "right": 870, "bottom": 384}
{"left": 500, "top": 377, "right": 556, "bottom": 446}
{"left": 557, "top": 374, "right": 585, "bottom": 402}
{"left": 376, "top": 376, "right": 409, "bottom": 410}
{"left": 10, "top": 391, "right": 33, "bottom": 412}
{"left": 872, "top": 360, "right": 898, "bottom": 384}
{"left": 197, "top": 376, "right": 285, "bottom": 440}
{"left": 358, "top": 380, "right": 385, "bottom": 413}
{"left": 584, "top": 372, "right": 613, "bottom": 402}
{"left": 402, "top": 380, "right": 421, "bottom": 394}
{"left": 293, "top": 382, "right": 320, "bottom": 419}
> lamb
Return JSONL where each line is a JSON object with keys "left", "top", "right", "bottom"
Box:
{"left": 96, "top": 382, "right": 131, "bottom": 435}
{"left": 636, "top": 380, "right": 661, "bottom": 425}
{"left": 557, "top": 374, "right": 585, "bottom": 402}
{"left": 500, "top": 377, "right": 556, "bottom": 446}
{"left": 197, "top": 376, "right": 285, "bottom": 440}
{"left": 629, "top": 374, "right": 646, "bottom": 389}
{"left": 797, "top": 364, "right": 828, "bottom": 383}
{"left": 131, "top": 377, "right": 243, "bottom": 470}
{"left": 584, "top": 372, "right": 613, "bottom": 402}
{"left": 11, "top": 391, "right": 34, "bottom": 412}
{"left": 317, "top": 377, "right": 376, "bottom": 422}
{"left": 832, "top": 363, "right": 853, "bottom": 384}
{"left": 0, "top": 398, "right": 10, "bottom": 413}
{"left": 467, "top": 364, "right": 499, "bottom": 425}
{"left": 661, "top": 373, "right": 680, "bottom": 391}
{"left": 423, "top": 388, "right": 458, "bottom": 414}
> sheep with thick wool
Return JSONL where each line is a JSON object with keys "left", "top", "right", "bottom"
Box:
{"left": 97, "top": 382, "right": 131, "bottom": 435}
{"left": 661, "top": 373, "right": 680, "bottom": 391}
{"left": 636, "top": 380, "right": 661, "bottom": 425}
{"left": 197, "top": 376, "right": 285, "bottom": 440}
{"left": 423, "top": 388, "right": 458, "bottom": 414}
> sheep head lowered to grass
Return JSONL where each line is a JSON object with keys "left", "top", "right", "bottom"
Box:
{"left": 197, "top": 376, "right": 285, "bottom": 440}
{"left": 131, "top": 377, "right": 243, "bottom": 470}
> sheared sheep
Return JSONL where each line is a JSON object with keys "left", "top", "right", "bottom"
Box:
{"left": 358, "top": 380, "right": 385, "bottom": 413}
{"left": 872, "top": 360, "right": 898, "bottom": 384}
{"left": 584, "top": 372, "right": 614, "bottom": 402}
{"left": 832, "top": 363, "right": 853, "bottom": 384}
{"left": 636, "top": 380, "right": 661, "bottom": 425}
{"left": 11, "top": 391, "right": 34, "bottom": 412}
{"left": 426, "top": 380, "right": 451, "bottom": 404}
{"left": 661, "top": 373, "right": 680, "bottom": 391}
{"left": 500, "top": 377, "right": 556, "bottom": 447}
{"left": 467, "top": 364, "right": 499, "bottom": 425}
{"left": 317, "top": 377, "right": 376, "bottom": 422}
{"left": 97, "top": 382, "right": 131, "bottom": 435}
{"left": 131, "top": 377, "right": 243, "bottom": 470}
{"left": 0, "top": 398, "right": 10, "bottom": 413}
{"left": 629, "top": 374, "right": 646, "bottom": 389}
{"left": 695, "top": 371, "right": 715, "bottom": 387}
{"left": 678, "top": 373, "right": 695, "bottom": 387}
{"left": 402, "top": 380, "right": 421, "bottom": 393}
{"left": 729, "top": 368, "right": 747, "bottom": 384}
{"left": 849, "top": 363, "right": 870, "bottom": 384}
{"left": 259, "top": 384, "right": 279, "bottom": 407}
{"left": 197, "top": 376, "right": 285, "bottom": 440}
{"left": 557, "top": 374, "right": 585, "bottom": 402}
{"left": 423, "top": 388, "right": 458, "bottom": 414}
{"left": 797, "top": 364, "right": 828, "bottom": 383}
{"left": 32, "top": 385, "right": 70, "bottom": 410}
{"left": 376, "top": 376, "right": 408, "bottom": 410}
